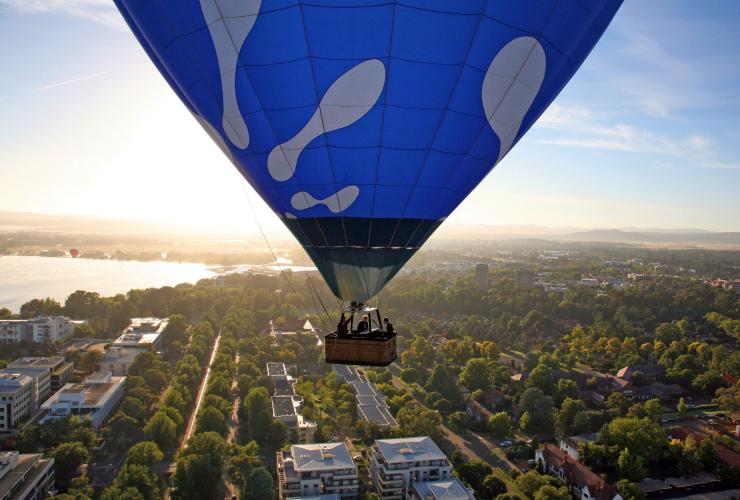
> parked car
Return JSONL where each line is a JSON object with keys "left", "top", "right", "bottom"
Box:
{"left": 500, "top": 440, "right": 513, "bottom": 447}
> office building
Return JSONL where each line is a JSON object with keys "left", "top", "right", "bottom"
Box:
{"left": 368, "top": 437, "right": 453, "bottom": 500}
{"left": 40, "top": 372, "right": 125, "bottom": 429}
{"left": 0, "top": 375, "right": 34, "bottom": 432}
{"left": 0, "top": 451, "right": 55, "bottom": 500}
{"left": 111, "top": 318, "right": 167, "bottom": 351}
{"left": 99, "top": 348, "right": 141, "bottom": 376}
{"left": 277, "top": 442, "right": 359, "bottom": 499}
{"left": 516, "top": 268, "right": 535, "bottom": 288}
{"left": 6, "top": 357, "right": 73, "bottom": 394}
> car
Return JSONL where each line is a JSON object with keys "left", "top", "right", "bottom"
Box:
{"left": 500, "top": 440, "right": 513, "bottom": 447}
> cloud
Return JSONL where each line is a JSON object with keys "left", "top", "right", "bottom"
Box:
{"left": 0, "top": 0, "right": 124, "bottom": 29}
{"left": 536, "top": 105, "right": 737, "bottom": 170}
{"left": 35, "top": 71, "right": 109, "bottom": 91}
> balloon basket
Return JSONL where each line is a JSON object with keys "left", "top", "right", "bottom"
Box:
{"left": 324, "top": 330, "right": 397, "bottom": 367}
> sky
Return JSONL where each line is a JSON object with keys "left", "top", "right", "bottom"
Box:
{"left": 0, "top": 1, "right": 739, "bottom": 236}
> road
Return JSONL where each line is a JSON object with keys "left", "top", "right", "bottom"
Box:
{"left": 182, "top": 329, "right": 222, "bottom": 447}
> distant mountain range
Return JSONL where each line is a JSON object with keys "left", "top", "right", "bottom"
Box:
{"left": 1, "top": 211, "right": 738, "bottom": 248}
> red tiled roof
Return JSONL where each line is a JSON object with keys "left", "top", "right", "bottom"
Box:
{"left": 540, "top": 444, "right": 618, "bottom": 500}
{"left": 667, "top": 427, "right": 740, "bottom": 468}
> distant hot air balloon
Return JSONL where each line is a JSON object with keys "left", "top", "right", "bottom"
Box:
{"left": 69, "top": 248, "right": 79, "bottom": 258}
{"left": 114, "top": 0, "right": 622, "bottom": 363}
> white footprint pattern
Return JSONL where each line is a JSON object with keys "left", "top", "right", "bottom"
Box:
{"left": 482, "top": 36, "right": 546, "bottom": 164}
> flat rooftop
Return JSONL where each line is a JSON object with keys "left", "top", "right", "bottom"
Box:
{"left": 7, "top": 357, "right": 65, "bottom": 369}
{"left": 412, "top": 479, "right": 473, "bottom": 500}
{"left": 351, "top": 380, "right": 377, "bottom": 396}
{"left": 375, "top": 437, "right": 447, "bottom": 464}
{"left": 274, "top": 380, "right": 295, "bottom": 397}
{"left": 358, "top": 404, "right": 397, "bottom": 427}
{"left": 291, "top": 443, "right": 354, "bottom": 472}
{"left": 267, "top": 362, "right": 287, "bottom": 376}
{"left": 272, "top": 396, "right": 297, "bottom": 417}
{"left": 332, "top": 364, "right": 360, "bottom": 382}
{"left": 0, "top": 454, "right": 51, "bottom": 498}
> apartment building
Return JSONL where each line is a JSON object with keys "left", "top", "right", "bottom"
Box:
{"left": 368, "top": 437, "right": 453, "bottom": 500}
{"left": 0, "top": 451, "right": 55, "bottom": 500}
{"left": 0, "top": 374, "right": 34, "bottom": 432}
{"left": 40, "top": 371, "right": 125, "bottom": 429}
{"left": 277, "top": 442, "right": 359, "bottom": 499}
{"left": 268, "top": 362, "right": 316, "bottom": 443}
{"left": 0, "top": 317, "right": 74, "bottom": 344}
{"left": 409, "top": 479, "right": 474, "bottom": 500}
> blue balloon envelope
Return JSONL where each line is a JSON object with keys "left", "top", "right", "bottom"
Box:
{"left": 115, "top": 0, "right": 622, "bottom": 301}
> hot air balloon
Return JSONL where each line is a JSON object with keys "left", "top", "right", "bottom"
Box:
{"left": 114, "top": 0, "right": 622, "bottom": 365}
{"left": 69, "top": 248, "right": 79, "bottom": 258}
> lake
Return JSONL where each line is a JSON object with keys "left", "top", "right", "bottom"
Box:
{"left": 0, "top": 255, "right": 218, "bottom": 312}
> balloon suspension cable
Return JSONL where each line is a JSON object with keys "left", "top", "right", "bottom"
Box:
{"left": 305, "top": 274, "right": 337, "bottom": 330}
{"left": 238, "top": 178, "right": 334, "bottom": 331}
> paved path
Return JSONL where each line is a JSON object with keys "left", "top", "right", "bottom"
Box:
{"left": 223, "top": 352, "right": 240, "bottom": 500}
{"left": 182, "top": 329, "right": 222, "bottom": 447}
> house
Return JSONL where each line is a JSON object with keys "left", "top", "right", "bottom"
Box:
{"left": 559, "top": 434, "right": 599, "bottom": 461}
{"left": 40, "top": 371, "right": 125, "bottom": 429}
{"left": 649, "top": 382, "right": 684, "bottom": 400}
{"left": 466, "top": 399, "right": 493, "bottom": 424}
{"left": 0, "top": 451, "right": 55, "bottom": 499}
{"left": 409, "top": 478, "right": 474, "bottom": 500}
{"left": 667, "top": 427, "right": 740, "bottom": 469}
{"left": 277, "top": 442, "right": 359, "bottom": 499}
{"left": 615, "top": 365, "right": 665, "bottom": 384}
{"left": 368, "top": 437, "right": 453, "bottom": 500}
{"left": 536, "top": 444, "right": 622, "bottom": 500}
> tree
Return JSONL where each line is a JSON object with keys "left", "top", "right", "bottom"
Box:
{"left": 617, "top": 448, "right": 646, "bottom": 482}
{"left": 172, "top": 454, "right": 220, "bottom": 500}
{"left": 50, "top": 442, "right": 90, "bottom": 487}
{"left": 483, "top": 474, "right": 507, "bottom": 497}
{"left": 242, "top": 467, "right": 274, "bottom": 500}
{"left": 677, "top": 397, "right": 688, "bottom": 416}
{"left": 526, "top": 364, "right": 555, "bottom": 395}
{"left": 534, "top": 485, "right": 571, "bottom": 500}
{"left": 714, "top": 383, "right": 740, "bottom": 413}
{"left": 143, "top": 368, "right": 169, "bottom": 392}
{"left": 555, "top": 398, "right": 588, "bottom": 436}
{"left": 600, "top": 418, "right": 666, "bottom": 462}
{"left": 396, "top": 401, "right": 442, "bottom": 441}
{"left": 225, "top": 442, "right": 261, "bottom": 489}
{"left": 616, "top": 479, "right": 646, "bottom": 500}
{"left": 144, "top": 411, "right": 178, "bottom": 450}
{"left": 555, "top": 379, "right": 580, "bottom": 407}
{"left": 518, "top": 388, "right": 554, "bottom": 434}
{"left": 242, "top": 387, "right": 272, "bottom": 445}
{"left": 196, "top": 406, "right": 227, "bottom": 435}
{"left": 126, "top": 441, "right": 163, "bottom": 466}
{"left": 696, "top": 438, "right": 717, "bottom": 471}
{"left": 78, "top": 351, "right": 103, "bottom": 374}
{"left": 400, "top": 368, "right": 419, "bottom": 384}
{"left": 120, "top": 397, "right": 147, "bottom": 420}
{"left": 460, "top": 358, "right": 492, "bottom": 392}
{"left": 515, "top": 470, "right": 555, "bottom": 498}
{"left": 163, "top": 314, "right": 189, "bottom": 347}
{"left": 488, "top": 412, "right": 512, "bottom": 438}
{"left": 114, "top": 463, "right": 161, "bottom": 500}
{"left": 457, "top": 459, "right": 491, "bottom": 492}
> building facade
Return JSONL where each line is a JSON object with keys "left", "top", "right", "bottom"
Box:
{"left": 40, "top": 371, "right": 125, "bottom": 429}
{"left": 368, "top": 437, "right": 453, "bottom": 500}
{"left": 99, "top": 348, "right": 141, "bottom": 376}
{"left": 536, "top": 444, "right": 622, "bottom": 500}
{"left": 0, "top": 317, "right": 74, "bottom": 344}
{"left": 0, "top": 374, "right": 34, "bottom": 432}
{"left": 277, "top": 443, "right": 359, "bottom": 499}
{"left": 0, "top": 452, "right": 55, "bottom": 500}
{"left": 474, "top": 264, "right": 489, "bottom": 290}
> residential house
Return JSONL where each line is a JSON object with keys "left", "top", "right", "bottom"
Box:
{"left": 536, "top": 444, "right": 622, "bottom": 500}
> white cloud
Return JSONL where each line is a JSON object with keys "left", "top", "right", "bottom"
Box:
{"left": 0, "top": 0, "right": 125, "bottom": 29}
{"left": 535, "top": 104, "right": 736, "bottom": 170}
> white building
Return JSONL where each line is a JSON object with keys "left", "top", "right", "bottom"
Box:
{"left": 111, "top": 317, "right": 167, "bottom": 351}
{"left": 99, "top": 348, "right": 141, "bottom": 376}
{"left": 277, "top": 442, "right": 359, "bottom": 499}
{"left": 0, "top": 374, "right": 34, "bottom": 432}
{"left": 0, "top": 317, "right": 74, "bottom": 344}
{"left": 5, "top": 357, "right": 74, "bottom": 400}
{"left": 410, "top": 479, "right": 474, "bottom": 500}
{"left": 40, "top": 371, "right": 125, "bottom": 429}
{"left": 0, "top": 451, "right": 55, "bottom": 500}
{"left": 368, "top": 437, "right": 453, "bottom": 500}
{"left": 268, "top": 362, "right": 316, "bottom": 443}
